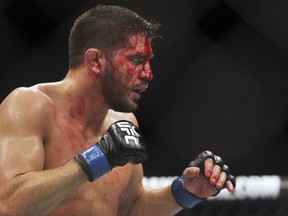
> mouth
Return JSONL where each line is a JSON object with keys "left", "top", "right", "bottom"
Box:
{"left": 132, "top": 83, "right": 149, "bottom": 94}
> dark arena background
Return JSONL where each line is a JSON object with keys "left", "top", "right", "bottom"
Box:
{"left": 1, "top": 0, "right": 288, "bottom": 215}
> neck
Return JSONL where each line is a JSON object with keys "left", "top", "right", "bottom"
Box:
{"left": 58, "top": 69, "right": 109, "bottom": 127}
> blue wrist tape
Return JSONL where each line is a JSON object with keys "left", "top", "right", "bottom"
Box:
{"left": 77, "top": 145, "right": 111, "bottom": 181}
{"left": 171, "top": 176, "right": 203, "bottom": 209}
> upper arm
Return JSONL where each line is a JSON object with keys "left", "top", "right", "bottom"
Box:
{"left": 0, "top": 88, "right": 49, "bottom": 182}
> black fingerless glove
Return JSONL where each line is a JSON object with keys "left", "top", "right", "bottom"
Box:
{"left": 172, "top": 150, "right": 236, "bottom": 209}
{"left": 74, "top": 120, "right": 148, "bottom": 182}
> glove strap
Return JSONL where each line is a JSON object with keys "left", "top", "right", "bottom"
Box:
{"left": 171, "top": 177, "right": 203, "bottom": 209}
{"left": 74, "top": 145, "right": 111, "bottom": 182}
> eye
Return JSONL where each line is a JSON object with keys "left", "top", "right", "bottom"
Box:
{"left": 129, "top": 57, "right": 145, "bottom": 65}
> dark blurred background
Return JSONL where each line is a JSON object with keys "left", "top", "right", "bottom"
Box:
{"left": 1, "top": 0, "right": 288, "bottom": 178}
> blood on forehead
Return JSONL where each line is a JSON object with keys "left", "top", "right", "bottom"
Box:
{"left": 109, "top": 34, "right": 154, "bottom": 83}
{"left": 125, "top": 34, "right": 153, "bottom": 57}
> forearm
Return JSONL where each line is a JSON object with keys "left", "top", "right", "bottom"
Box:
{"left": 127, "top": 186, "right": 182, "bottom": 216}
{"left": 0, "top": 159, "right": 87, "bottom": 216}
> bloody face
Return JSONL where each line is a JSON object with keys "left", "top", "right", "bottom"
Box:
{"left": 100, "top": 34, "right": 154, "bottom": 112}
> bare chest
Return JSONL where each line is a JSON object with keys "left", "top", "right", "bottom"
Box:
{"left": 43, "top": 112, "right": 104, "bottom": 168}
{"left": 43, "top": 115, "right": 134, "bottom": 215}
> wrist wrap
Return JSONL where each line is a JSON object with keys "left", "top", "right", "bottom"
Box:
{"left": 171, "top": 177, "right": 203, "bottom": 209}
{"left": 74, "top": 145, "right": 111, "bottom": 182}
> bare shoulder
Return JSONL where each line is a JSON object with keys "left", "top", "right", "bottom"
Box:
{"left": 107, "top": 110, "right": 139, "bottom": 126}
{"left": 0, "top": 86, "right": 53, "bottom": 115}
{"left": 0, "top": 86, "right": 54, "bottom": 134}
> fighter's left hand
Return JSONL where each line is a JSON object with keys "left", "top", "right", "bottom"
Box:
{"left": 181, "top": 150, "right": 236, "bottom": 199}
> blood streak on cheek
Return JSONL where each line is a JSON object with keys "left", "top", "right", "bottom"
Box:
{"left": 115, "top": 58, "right": 137, "bottom": 88}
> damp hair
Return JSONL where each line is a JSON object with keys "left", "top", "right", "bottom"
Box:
{"left": 68, "top": 5, "right": 160, "bottom": 69}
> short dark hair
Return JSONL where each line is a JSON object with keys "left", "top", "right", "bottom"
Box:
{"left": 68, "top": 5, "right": 160, "bottom": 69}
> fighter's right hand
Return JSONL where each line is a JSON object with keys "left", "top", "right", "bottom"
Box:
{"left": 74, "top": 120, "right": 148, "bottom": 181}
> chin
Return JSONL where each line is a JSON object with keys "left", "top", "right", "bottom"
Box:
{"left": 110, "top": 101, "right": 138, "bottom": 113}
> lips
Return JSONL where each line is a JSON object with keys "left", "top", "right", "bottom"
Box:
{"left": 132, "top": 83, "right": 148, "bottom": 94}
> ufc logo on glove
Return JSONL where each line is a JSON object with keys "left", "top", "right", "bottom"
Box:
{"left": 116, "top": 121, "right": 141, "bottom": 146}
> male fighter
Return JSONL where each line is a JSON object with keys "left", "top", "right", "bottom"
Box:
{"left": 0, "top": 5, "right": 235, "bottom": 216}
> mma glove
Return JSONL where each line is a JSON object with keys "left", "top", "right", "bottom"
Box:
{"left": 74, "top": 120, "right": 148, "bottom": 181}
{"left": 172, "top": 150, "right": 236, "bottom": 209}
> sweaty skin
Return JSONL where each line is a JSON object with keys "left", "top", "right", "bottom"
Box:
{"left": 0, "top": 34, "right": 234, "bottom": 216}
{"left": 0, "top": 35, "right": 179, "bottom": 216}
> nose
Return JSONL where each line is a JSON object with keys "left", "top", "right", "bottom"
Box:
{"left": 139, "top": 62, "right": 153, "bottom": 81}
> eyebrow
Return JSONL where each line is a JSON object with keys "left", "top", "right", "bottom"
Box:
{"left": 132, "top": 52, "right": 154, "bottom": 60}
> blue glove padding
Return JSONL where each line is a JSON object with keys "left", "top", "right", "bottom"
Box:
{"left": 171, "top": 176, "right": 203, "bottom": 209}
{"left": 75, "top": 145, "right": 111, "bottom": 181}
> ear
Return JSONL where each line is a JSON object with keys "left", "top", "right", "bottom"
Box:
{"left": 84, "top": 48, "right": 105, "bottom": 75}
